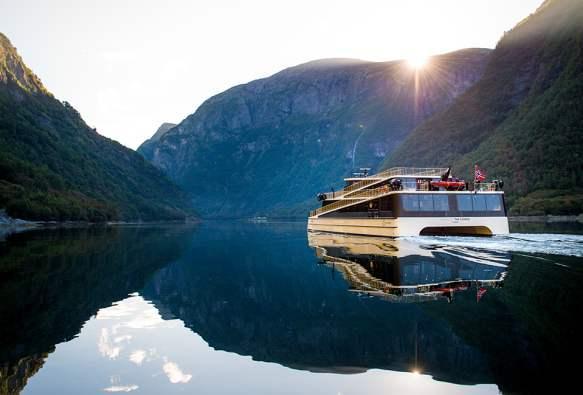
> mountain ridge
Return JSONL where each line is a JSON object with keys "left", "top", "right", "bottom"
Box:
{"left": 137, "top": 122, "right": 177, "bottom": 158}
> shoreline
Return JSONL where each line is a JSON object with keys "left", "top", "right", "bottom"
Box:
{"left": 0, "top": 210, "right": 199, "bottom": 238}
{"left": 509, "top": 215, "right": 583, "bottom": 223}
{"left": 3, "top": 212, "right": 583, "bottom": 231}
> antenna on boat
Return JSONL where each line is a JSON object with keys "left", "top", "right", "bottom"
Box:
{"left": 353, "top": 167, "right": 371, "bottom": 177}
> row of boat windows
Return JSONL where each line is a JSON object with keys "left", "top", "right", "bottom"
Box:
{"left": 458, "top": 194, "right": 502, "bottom": 211}
{"left": 402, "top": 194, "right": 449, "bottom": 212}
{"left": 401, "top": 194, "right": 503, "bottom": 212}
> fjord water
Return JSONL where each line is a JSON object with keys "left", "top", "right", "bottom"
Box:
{"left": 1, "top": 223, "right": 582, "bottom": 394}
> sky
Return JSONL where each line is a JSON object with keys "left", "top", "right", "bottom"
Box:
{"left": 1, "top": 0, "right": 543, "bottom": 149}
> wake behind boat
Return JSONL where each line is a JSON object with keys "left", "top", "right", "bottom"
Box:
{"left": 308, "top": 166, "right": 509, "bottom": 237}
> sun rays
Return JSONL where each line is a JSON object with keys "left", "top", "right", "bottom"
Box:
{"left": 395, "top": 52, "right": 461, "bottom": 123}
{"left": 407, "top": 55, "right": 429, "bottom": 70}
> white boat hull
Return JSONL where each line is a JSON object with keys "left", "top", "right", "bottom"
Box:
{"left": 307, "top": 216, "right": 509, "bottom": 237}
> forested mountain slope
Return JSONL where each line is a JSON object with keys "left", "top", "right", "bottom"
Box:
{"left": 383, "top": 0, "right": 583, "bottom": 215}
{"left": 0, "top": 33, "right": 194, "bottom": 221}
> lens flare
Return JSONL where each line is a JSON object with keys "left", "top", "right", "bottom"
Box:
{"left": 407, "top": 55, "right": 429, "bottom": 69}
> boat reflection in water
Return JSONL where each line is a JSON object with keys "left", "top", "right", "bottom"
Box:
{"left": 308, "top": 232, "right": 508, "bottom": 303}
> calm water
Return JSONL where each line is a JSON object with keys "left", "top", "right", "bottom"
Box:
{"left": 1, "top": 222, "right": 583, "bottom": 394}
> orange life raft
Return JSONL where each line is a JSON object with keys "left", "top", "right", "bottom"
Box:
{"left": 430, "top": 180, "right": 465, "bottom": 189}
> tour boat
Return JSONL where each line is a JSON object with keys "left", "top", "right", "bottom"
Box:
{"left": 308, "top": 167, "right": 509, "bottom": 237}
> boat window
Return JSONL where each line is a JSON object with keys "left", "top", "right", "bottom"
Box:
{"left": 402, "top": 194, "right": 420, "bottom": 211}
{"left": 433, "top": 195, "right": 449, "bottom": 211}
{"left": 456, "top": 194, "right": 502, "bottom": 212}
{"left": 485, "top": 194, "right": 502, "bottom": 211}
{"left": 401, "top": 194, "right": 451, "bottom": 212}
{"left": 457, "top": 195, "right": 473, "bottom": 211}
{"left": 472, "top": 195, "right": 487, "bottom": 211}
{"left": 419, "top": 195, "right": 434, "bottom": 211}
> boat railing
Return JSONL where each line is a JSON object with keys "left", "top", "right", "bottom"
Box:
{"left": 311, "top": 186, "right": 390, "bottom": 216}
{"left": 377, "top": 167, "right": 449, "bottom": 178}
{"left": 341, "top": 178, "right": 382, "bottom": 195}
{"left": 474, "top": 182, "right": 498, "bottom": 191}
{"left": 347, "top": 186, "right": 390, "bottom": 199}
{"left": 322, "top": 190, "right": 349, "bottom": 200}
{"left": 334, "top": 167, "right": 448, "bottom": 198}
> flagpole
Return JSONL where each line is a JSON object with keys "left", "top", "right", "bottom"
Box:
{"left": 474, "top": 164, "right": 477, "bottom": 184}
{"left": 473, "top": 164, "right": 477, "bottom": 191}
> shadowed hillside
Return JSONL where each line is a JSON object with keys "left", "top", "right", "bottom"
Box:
{"left": 139, "top": 50, "right": 491, "bottom": 218}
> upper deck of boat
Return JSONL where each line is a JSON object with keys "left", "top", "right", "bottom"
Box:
{"left": 311, "top": 167, "right": 503, "bottom": 218}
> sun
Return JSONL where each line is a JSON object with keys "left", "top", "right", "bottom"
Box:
{"left": 406, "top": 55, "right": 429, "bottom": 70}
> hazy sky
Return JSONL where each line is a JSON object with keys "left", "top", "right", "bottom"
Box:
{"left": 1, "top": 0, "right": 543, "bottom": 149}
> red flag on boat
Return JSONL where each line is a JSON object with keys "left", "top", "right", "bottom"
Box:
{"left": 476, "top": 287, "right": 487, "bottom": 302}
{"left": 474, "top": 165, "right": 486, "bottom": 182}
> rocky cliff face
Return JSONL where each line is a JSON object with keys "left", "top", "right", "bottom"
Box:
{"left": 383, "top": 0, "right": 583, "bottom": 215}
{"left": 140, "top": 49, "right": 491, "bottom": 218}
{"left": 137, "top": 122, "right": 177, "bottom": 158}
{"left": 0, "top": 33, "right": 46, "bottom": 95}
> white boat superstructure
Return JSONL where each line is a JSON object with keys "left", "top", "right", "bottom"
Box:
{"left": 308, "top": 167, "right": 509, "bottom": 237}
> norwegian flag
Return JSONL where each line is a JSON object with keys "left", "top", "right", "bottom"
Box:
{"left": 476, "top": 287, "right": 487, "bottom": 302}
{"left": 474, "top": 165, "right": 486, "bottom": 182}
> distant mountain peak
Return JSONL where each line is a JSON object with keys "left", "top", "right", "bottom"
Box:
{"left": 137, "top": 122, "right": 177, "bottom": 155}
{"left": 0, "top": 32, "right": 48, "bottom": 95}
{"left": 151, "top": 122, "right": 177, "bottom": 142}
{"left": 289, "top": 58, "right": 371, "bottom": 69}
{"left": 269, "top": 58, "right": 373, "bottom": 80}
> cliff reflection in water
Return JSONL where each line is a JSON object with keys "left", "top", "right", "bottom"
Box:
{"left": 142, "top": 224, "right": 501, "bottom": 384}
{"left": 141, "top": 223, "right": 583, "bottom": 393}
{"left": 308, "top": 232, "right": 508, "bottom": 303}
{"left": 0, "top": 226, "right": 195, "bottom": 394}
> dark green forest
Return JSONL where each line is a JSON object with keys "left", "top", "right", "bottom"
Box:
{"left": 0, "top": 33, "right": 195, "bottom": 221}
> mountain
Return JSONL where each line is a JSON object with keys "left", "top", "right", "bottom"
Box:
{"left": 382, "top": 0, "right": 583, "bottom": 215}
{"left": 138, "top": 49, "right": 491, "bottom": 218}
{"left": 0, "top": 33, "right": 194, "bottom": 221}
{"left": 137, "top": 122, "right": 177, "bottom": 158}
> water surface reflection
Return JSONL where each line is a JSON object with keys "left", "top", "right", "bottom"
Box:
{"left": 1, "top": 222, "right": 581, "bottom": 394}
{"left": 309, "top": 232, "right": 508, "bottom": 302}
